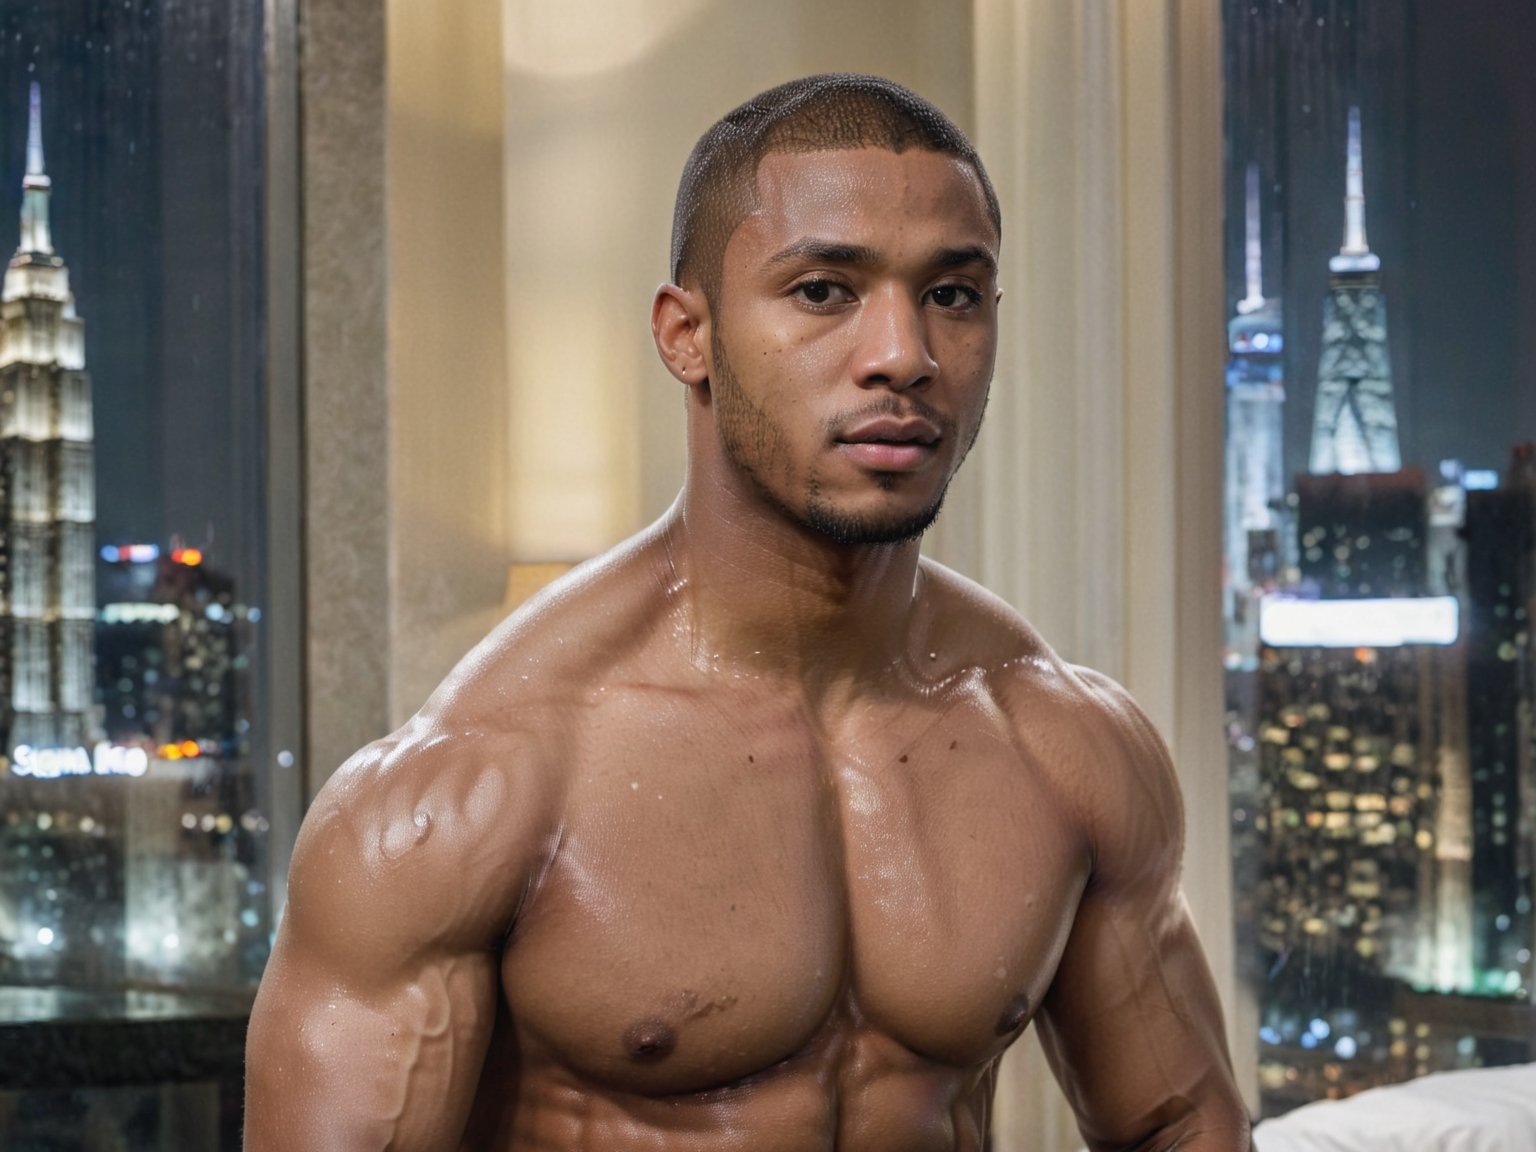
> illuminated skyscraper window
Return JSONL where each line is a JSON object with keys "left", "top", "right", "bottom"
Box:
{"left": 0, "top": 83, "right": 96, "bottom": 756}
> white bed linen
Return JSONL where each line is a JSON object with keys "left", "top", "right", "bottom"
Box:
{"left": 1252, "top": 1063, "right": 1536, "bottom": 1152}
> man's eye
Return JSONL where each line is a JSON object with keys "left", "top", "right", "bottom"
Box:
{"left": 928, "top": 284, "right": 980, "bottom": 309}
{"left": 792, "top": 280, "right": 849, "bottom": 306}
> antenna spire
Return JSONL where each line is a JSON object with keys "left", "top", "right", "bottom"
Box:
{"left": 1237, "top": 162, "right": 1266, "bottom": 314}
{"left": 1331, "top": 105, "right": 1380, "bottom": 273}
{"left": 25, "top": 81, "right": 47, "bottom": 181}
{"left": 17, "top": 81, "right": 54, "bottom": 256}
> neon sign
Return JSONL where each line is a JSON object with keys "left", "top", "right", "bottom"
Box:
{"left": 1260, "top": 595, "right": 1460, "bottom": 648}
{"left": 8, "top": 742, "right": 151, "bottom": 779}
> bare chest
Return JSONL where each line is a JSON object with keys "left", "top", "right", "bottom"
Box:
{"left": 501, "top": 686, "right": 1090, "bottom": 1096}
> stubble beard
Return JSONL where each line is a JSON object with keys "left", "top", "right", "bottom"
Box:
{"left": 709, "top": 329, "right": 984, "bottom": 547}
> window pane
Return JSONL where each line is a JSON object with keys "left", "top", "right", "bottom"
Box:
{"left": 0, "top": 0, "right": 290, "bottom": 1070}
{"left": 1224, "top": 0, "right": 1536, "bottom": 1116}
{"left": 0, "top": 1082, "right": 239, "bottom": 1150}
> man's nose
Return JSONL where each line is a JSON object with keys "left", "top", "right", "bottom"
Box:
{"left": 850, "top": 287, "right": 937, "bottom": 391}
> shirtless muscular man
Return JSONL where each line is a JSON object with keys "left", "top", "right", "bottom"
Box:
{"left": 246, "top": 74, "right": 1251, "bottom": 1151}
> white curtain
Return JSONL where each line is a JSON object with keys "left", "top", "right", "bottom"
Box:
{"left": 928, "top": 2, "right": 1243, "bottom": 1144}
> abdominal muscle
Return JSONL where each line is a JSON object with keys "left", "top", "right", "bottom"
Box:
{"left": 463, "top": 1003, "right": 1000, "bottom": 1152}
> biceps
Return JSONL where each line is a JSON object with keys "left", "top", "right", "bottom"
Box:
{"left": 246, "top": 946, "right": 499, "bottom": 1151}
{"left": 1035, "top": 892, "right": 1234, "bottom": 1146}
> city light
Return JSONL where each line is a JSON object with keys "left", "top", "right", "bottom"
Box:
{"left": 158, "top": 740, "right": 207, "bottom": 761}
{"left": 1259, "top": 595, "right": 1460, "bottom": 648}
{"left": 99, "top": 543, "right": 160, "bottom": 563}
{"left": 100, "top": 602, "right": 180, "bottom": 624}
{"left": 170, "top": 546, "right": 203, "bottom": 566}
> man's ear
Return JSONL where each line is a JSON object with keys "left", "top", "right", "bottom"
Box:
{"left": 652, "top": 283, "right": 710, "bottom": 390}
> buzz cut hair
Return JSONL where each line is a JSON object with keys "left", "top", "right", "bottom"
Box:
{"left": 669, "top": 73, "right": 1000, "bottom": 304}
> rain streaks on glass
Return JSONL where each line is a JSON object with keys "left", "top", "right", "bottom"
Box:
{"left": 1222, "top": 0, "right": 1536, "bottom": 1117}
{"left": 0, "top": 2, "right": 277, "bottom": 1006}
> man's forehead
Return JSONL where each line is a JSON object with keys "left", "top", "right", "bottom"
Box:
{"left": 736, "top": 147, "right": 998, "bottom": 255}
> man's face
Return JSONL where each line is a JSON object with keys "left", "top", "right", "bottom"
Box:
{"left": 704, "top": 147, "right": 999, "bottom": 546}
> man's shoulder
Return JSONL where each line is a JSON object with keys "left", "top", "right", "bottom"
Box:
{"left": 420, "top": 525, "right": 679, "bottom": 730}
{"left": 295, "top": 692, "right": 573, "bottom": 949}
{"left": 917, "top": 558, "right": 1082, "bottom": 699}
{"left": 919, "top": 559, "right": 1156, "bottom": 727}
{"left": 919, "top": 560, "right": 1182, "bottom": 859}
{"left": 299, "top": 534, "right": 678, "bottom": 901}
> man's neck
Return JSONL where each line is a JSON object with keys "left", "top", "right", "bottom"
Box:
{"left": 661, "top": 483, "right": 928, "bottom": 709}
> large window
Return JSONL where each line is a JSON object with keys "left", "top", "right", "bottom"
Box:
{"left": 1223, "top": 0, "right": 1536, "bottom": 1115}
{"left": 0, "top": 2, "right": 298, "bottom": 1147}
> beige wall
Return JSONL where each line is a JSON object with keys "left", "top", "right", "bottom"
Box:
{"left": 385, "top": 0, "right": 512, "bottom": 723}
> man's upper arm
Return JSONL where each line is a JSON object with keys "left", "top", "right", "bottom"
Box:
{"left": 245, "top": 722, "right": 554, "bottom": 1151}
{"left": 1034, "top": 670, "right": 1250, "bottom": 1152}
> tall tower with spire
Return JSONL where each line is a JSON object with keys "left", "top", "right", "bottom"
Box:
{"left": 1225, "top": 162, "right": 1286, "bottom": 613}
{"left": 0, "top": 83, "right": 96, "bottom": 755}
{"left": 1308, "top": 106, "right": 1402, "bottom": 476}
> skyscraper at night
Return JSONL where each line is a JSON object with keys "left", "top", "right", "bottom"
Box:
{"left": 0, "top": 84, "right": 95, "bottom": 756}
{"left": 1226, "top": 161, "right": 1286, "bottom": 618}
{"left": 1461, "top": 453, "right": 1536, "bottom": 990}
{"left": 1309, "top": 106, "right": 1402, "bottom": 477}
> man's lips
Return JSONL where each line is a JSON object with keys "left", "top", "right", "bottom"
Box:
{"left": 835, "top": 415, "right": 943, "bottom": 471}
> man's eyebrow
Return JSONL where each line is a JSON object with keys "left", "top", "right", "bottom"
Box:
{"left": 762, "top": 239, "right": 881, "bottom": 271}
{"left": 930, "top": 245, "right": 998, "bottom": 276}
{"left": 762, "top": 238, "right": 997, "bottom": 276}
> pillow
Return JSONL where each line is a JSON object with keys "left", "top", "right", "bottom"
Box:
{"left": 1253, "top": 1064, "right": 1536, "bottom": 1152}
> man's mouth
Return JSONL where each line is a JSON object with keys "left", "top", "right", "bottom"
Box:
{"left": 835, "top": 415, "right": 943, "bottom": 471}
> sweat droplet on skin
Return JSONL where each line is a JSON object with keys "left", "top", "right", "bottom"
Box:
{"left": 379, "top": 808, "right": 431, "bottom": 861}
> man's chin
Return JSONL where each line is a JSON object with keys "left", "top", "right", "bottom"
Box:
{"left": 801, "top": 494, "right": 946, "bottom": 547}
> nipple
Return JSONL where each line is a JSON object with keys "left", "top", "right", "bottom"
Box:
{"left": 623, "top": 1021, "right": 677, "bottom": 1062}
{"left": 994, "top": 993, "right": 1032, "bottom": 1037}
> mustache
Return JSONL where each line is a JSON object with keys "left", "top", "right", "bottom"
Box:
{"left": 823, "top": 395, "right": 956, "bottom": 440}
